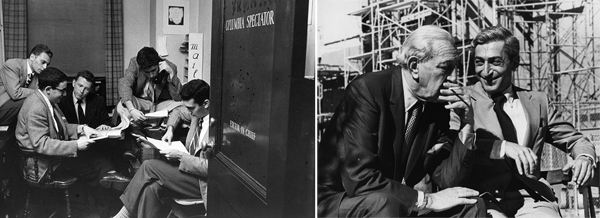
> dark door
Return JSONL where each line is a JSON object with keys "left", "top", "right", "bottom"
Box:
{"left": 207, "top": 0, "right": 313, "bottom": 217}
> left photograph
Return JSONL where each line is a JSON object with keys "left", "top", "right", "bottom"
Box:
{"left": 0, "top": 0, "right": 315, "bottom": 217}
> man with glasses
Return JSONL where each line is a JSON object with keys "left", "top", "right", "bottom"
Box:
{"left": 115, "top": 47, "right": 187, "bottom": 125}
{"left": 15, "top": 67, "right": 112, "bottom": 211}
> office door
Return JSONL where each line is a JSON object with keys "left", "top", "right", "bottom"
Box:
{"left": 207, "top": 0, "right": 313, "bottom": 217}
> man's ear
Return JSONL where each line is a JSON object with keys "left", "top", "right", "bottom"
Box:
{"left": 204, "top": 99, "right": 210, "bottom": 108}
{"left": 408, "top": 56, "right": 419, "bottom": 80}
{"left": 29, "top": 53, "right": 36, "bottom": 61}
{"left": 43, "top": 86, "right": 52, "bottom": 94}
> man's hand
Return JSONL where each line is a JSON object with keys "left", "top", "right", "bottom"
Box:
{"left": 159, "top": 61, "right": 174, "bottom": 79}
{"left": 426, "top": 187, "right": 479, "bottom": 212}
{"left": 159, "top": 147, "right": 184, "bottom": 161}
{"left": 504, "top": 141, "right": 537, "bottom": 176}
{"left": 82, "top": 125, "right": 101, "bottom": 138}
{"left": 129, "top": 108, "right": 147, "bottom": 122}
{"left": 77, "top": 137, "right": 95, "bottom": 150}
{"left": 96, "top": 125, "right": 111, "bottom": 131}
{"left": 563, "top": 157, "right": 595, "bottom": 185}
{"left": 439, "top": 82, "right": 469, "bottom": 109}
{"left": 161, "top": 126, "right": 174, "bottom": 145}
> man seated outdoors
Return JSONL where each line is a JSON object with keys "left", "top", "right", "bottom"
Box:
{"left": 113, "top": 79, "right": 210, "bottom": 218}
{"left": 57, "top": 70, "right": 131, "bottom": 193}
{"left": 115, "top": 46, "right": 190, "bottom": 127}
{"left": 432, "top": 26, "right": 596, "bottom": 217}
{"left": 0, "top": 44, "right": 52, "bottom": 127}
{"left": 15, "top": 67, "right": 117, "bottom": 213}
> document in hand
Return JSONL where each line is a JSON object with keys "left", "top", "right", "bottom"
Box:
{"left": 91, "top": 116, "right": 130, "bottom": 140}
{"left": 144, "top": 110, "right": 168, "bottom": 119}
{"left": 139, "top": 137, "right": 188, "bottom": 154}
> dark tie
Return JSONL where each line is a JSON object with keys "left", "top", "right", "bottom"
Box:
{"left": 402, "top": 101, "right": 423, "bottom": 165}
{"left": 77, "top": 100, "right": 85, "bottom": 124}
{"left": 25, "top": 73, "right": 33, "bottom": 86}
{"left": 493, "top": 95, "right": 518, "bottom": 143}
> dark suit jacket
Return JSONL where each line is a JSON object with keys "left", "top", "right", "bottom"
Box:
{"left": 118, "top": 57, "right": 181, "bottom": 104}
{"left": 58, "top": 91, "right": 111, "bottom": 128}
{"left": 318, "top": 67, "right": 453, "bottom": 216}
{"left": 16, "top": 91, "right": 80, "bottom": 183}
{"left": 0, "top": 58, "right": 38, "bottom": 106}
{"left": 433, "top": 82, "right": 595, "bottom": 202}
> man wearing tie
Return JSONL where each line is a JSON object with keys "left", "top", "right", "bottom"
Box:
{"left": 113, "top": 79, "right": 210, "bottom": 218}
{"left": 0, "top": 44, "right": 52, "bottom": 126}
{"left": 15, "top": 67, "right": 109, "bottom": 208}
{"left": 432, "top": 26, "right": 596, "bottom": 217}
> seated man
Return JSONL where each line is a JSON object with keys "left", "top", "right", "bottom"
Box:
{"left": 57, "top": 70, "right": 130, "bottom": 192}
{"left": 433, "top": 26, "right": 596, "bottom": 217}
{"left": 0, "top": 44, "right": 52, "bottom": 127}
{"left": 115, "top": 47, "right": 188, "bottom": 125}
{"left": 15, "top": 67, "right": 114, "bottom": 210}
{"left": 113, "top": 79, "right": 210, "bottom": 218}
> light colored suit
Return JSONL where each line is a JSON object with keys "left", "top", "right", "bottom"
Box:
{"left": 16, "top": 91, "right": 79, "bottom": 183}
{"left": 0, "top": 58, "right": 38, "bottom": 105}
{"left": 433, "top": 82, "right": 595, "bottom": 203}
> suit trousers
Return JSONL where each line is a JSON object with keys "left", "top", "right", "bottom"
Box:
{"left": 120, "top": 159, "right": 203, "bottom": 218}
{"left": 0, "top": 98, "right": 25, "bottom": 127}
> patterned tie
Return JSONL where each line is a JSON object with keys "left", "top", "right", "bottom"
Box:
{"left": 25, "top": 73, "right": 33, "bottom": 86}
{"left": 77, "top": 100, "right": 85, "bottom": 124}
{"left": 53, "top": 108, "right": 65, "bottom": 140}
{"left": 493, "top": 95, "right": 518, "bottom": 143}
{"left": 189, "top": 119, "right": 203, "bottom": 155}
{"left": 402, "top": 101, "right": 423, "bottom": 165}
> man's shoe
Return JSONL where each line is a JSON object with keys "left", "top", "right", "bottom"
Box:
{"left": 100, "top": 172, "right": 131, "bottom": 192}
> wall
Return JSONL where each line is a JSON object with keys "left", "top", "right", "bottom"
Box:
{"left": 123, "top": 0, "right": 212, "bottom": 84}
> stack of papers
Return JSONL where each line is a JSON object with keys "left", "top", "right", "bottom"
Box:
{"left": 90, "top": 114, "right": 131, "bottom": 141}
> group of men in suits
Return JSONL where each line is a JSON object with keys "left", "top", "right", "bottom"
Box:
{"left": 318, "top": 25, "right": 596, "bottom": 217}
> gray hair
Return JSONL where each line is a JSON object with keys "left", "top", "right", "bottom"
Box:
{"left": 398, "top": 25, "right": 457, "bottom": 69}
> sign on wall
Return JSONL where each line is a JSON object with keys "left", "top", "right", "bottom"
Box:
{"left": 163, "top": 0, "right": 189, "bottom": 35}
{"left": 188, "top": 33, "right": 203, "bottom": 81}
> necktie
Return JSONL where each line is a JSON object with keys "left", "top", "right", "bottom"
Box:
{"left": 402, "top": 101, "right": 423, "bottom": 165}
{"left": 77, "top": 100, "right": 85, "bottom": 124}
{"left": 53, "top": 108, "right": 65, "bottom": 140}
{"left": 25, "top": 73, "right": 33, "bottom": 86}
{"left": 189, "top": 119, "right": 203, "bottom": 155}
{"left": 493, "top": 95, "right": 518, "bottom": 143}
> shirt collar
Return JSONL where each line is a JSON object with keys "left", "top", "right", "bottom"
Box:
{"left": 401, "top": 73, "right": 419, "bottom": 112}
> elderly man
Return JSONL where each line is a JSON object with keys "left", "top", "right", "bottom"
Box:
{"left": 113, "top": 79, "right": 210, "bottom": 218}
{"left": 318, "top": 25, "right": 480, "bottom": 217}
{"left": 433, "top": 26, "right": 596, "bottom": 217}
{"left": 0, "top": 44, "right": 52, "bottom": 126}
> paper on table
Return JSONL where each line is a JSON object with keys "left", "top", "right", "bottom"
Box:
{"left": 92, "top": 115, "right": 130, "bottom": 140}
{"left": 144, "top": 137, "right": 188, "bottom": 154}
{"left": 144, "top": 110, "right": 168, "bottom": 119}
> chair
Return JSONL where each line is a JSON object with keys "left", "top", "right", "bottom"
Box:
{"left": 20, "top": 151, "right": 79, "bottom": 218}
{"left": 168, "top": 198, "right": 206, "bottom": 218}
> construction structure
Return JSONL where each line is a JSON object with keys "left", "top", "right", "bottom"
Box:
{"left": 319, "top": 0, "right": 600, "bottom": 133}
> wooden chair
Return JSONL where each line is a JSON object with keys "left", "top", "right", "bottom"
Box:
{"left": 20, "top": 151, "right": 79, "bottom": 218}
{"left": 168, "top": 198, "right": 206, "bottom": 218}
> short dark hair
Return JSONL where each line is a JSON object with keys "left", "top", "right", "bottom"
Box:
{"left": 136, "top": 47, "right": 161, "bottom": 71}
{"left": 75, "top": 70, "right": 95, "bottom": 84}
{"left": 472, "top": 26, "right": 520, "bottom": 68}
{"left": 38, "top": 67, "right": 68, "bottom": 90}
{"left": 180, "top": 79, "right": 210, "bottom": 105}
{"left": 29, "top": 44, "right": 53, "bottom": 59}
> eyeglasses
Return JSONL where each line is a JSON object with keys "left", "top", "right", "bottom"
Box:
{"left": 54, "top": 87, "right": 67, "bottom": 94}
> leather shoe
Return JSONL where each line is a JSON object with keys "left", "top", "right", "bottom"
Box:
{"left": 100, "top": 172, "right": 131, "bottom": 192}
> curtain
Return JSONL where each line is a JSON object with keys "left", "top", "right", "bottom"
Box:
{"left": 2, "top": 0, "right": 27, "bottom": 60}
{"left": 105, "top": 0, "right": 124, "bottom": 106}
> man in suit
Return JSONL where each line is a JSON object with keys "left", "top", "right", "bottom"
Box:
{"left": 15, "top": 67, "right": 113, "bottom": 207}
{"left": 0, "top": 44, "right": 52, "bottom": 127}
{"left": 115, "top": 47, "right": 186, "bottom": 124}
{"left": 432, "top": 26, "right": 596, "bottom": 217}
{"left": 318, "top": 25, "right": 480, "bottom": 217}
{"left": 113, "top": 79, "right": 210, "bottom": 218}
{"left": 57, "top": 70, "right": 131, "bottom": 193}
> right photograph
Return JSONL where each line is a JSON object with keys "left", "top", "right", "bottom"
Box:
{"left": 317, "top": 1, "right": 600, "bottom": 217}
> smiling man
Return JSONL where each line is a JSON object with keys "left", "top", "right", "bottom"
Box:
{"left": 432, "top": 26, "right": 596, "bottom": 217}
{"left": 0, "top": 44, "right": 53, "bottom": 127}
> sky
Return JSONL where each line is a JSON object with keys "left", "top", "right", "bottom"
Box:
{"left": 317, "top": 0, "right": 364, "bottom": 58}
